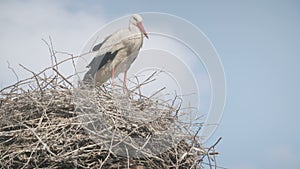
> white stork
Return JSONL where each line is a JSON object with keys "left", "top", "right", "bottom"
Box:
{"left": 83, "top": 14, "right": 148, "bottom": 92}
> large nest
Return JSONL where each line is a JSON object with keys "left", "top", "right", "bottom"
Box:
{"left": 0, "top": 46, "right": 221, "bottom": 169}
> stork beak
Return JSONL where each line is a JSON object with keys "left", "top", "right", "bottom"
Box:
{"left": 137, "top": 22, "right": 148, "bottom": 39}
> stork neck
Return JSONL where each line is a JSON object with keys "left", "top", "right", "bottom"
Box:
{"left": 129, "top": 23, "right": 141, "bottom": 33}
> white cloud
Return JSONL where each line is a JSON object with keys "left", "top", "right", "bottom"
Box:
{"left": 0, "top": 0, "right": 106, "bottom": 87}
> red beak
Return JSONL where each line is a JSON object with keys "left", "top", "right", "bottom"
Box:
{"left": 137, "top": 22, "right": 148, "bottom": 39}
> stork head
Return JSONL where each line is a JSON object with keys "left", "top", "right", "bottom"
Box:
{"left": 130, "top": 14, "right": 148, "bottom": 39}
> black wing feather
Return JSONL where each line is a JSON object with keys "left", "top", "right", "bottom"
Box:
{"left": 92, "top": 43, "right": 102, "bottom": 51}
{"left": 83, "top": 51, "right": 118, "bottom": 83}
{"left": 92, "top": 35, "right": 112, "bottom": 52}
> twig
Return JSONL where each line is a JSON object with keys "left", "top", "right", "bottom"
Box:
{"left": 6, "top": 61, "right": 19, "bottom": 82}
{"left": 22, "top": 123, "right": 56, "bottom": 157}
{"left": 52, "top": 68, "right": 73, "bottom": 87}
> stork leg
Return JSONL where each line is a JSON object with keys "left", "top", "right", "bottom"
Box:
{"left": 111, "top": 67, "right": 115, "bottom": 90}
{"left": 123, "top": 71, "right": 127, "bottom": 94}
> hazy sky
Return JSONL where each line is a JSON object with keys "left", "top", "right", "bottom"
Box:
{"left": 1, "top": 0, "right": 300, "bottom": 169}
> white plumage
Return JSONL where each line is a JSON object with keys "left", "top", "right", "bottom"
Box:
{"left": 83, "top": 14, "right": 148, "bottom": 91}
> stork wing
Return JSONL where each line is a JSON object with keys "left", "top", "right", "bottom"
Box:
{"left": 92, "top": 29, "right": 129, "bottom": 55}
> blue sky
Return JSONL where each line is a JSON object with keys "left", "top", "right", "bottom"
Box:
{"left": 1, "top": 0, "right": 300, "bottom": 168}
